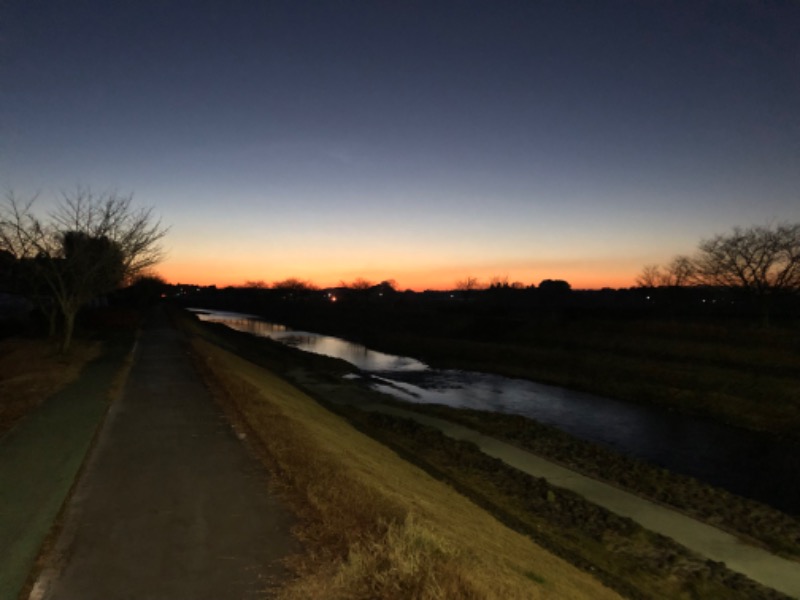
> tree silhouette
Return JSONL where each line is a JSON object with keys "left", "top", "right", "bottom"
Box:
{"left": 1, "top": 188, "right": 167, "bottom": 351}
{"left": 343, "top": 277, "right": 374, "bottom": 290}
{"left": 272, "top": 278, "right": 316, "bottom": 293}
{"left": 694, "top": 223, "right": 800, "bottom": 323}
{"left": 637, "top": 256, "right": 694, "bottom": 288}
{"left": 50, "top": 231, "right": 126, "bottom": 350}
{"left": 453, "top": 276, "right": 481, "bottom": 301}
{"left": 638, "top": 223, "right": 800, "bottom": 324}
{"left": 537, "top": 279, "right": 571, "bottom": 293}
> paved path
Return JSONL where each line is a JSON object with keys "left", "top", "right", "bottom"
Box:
{"left": 360, "top": 403, "right": 800, "bottom": 599}
{"left": 0, "top": 338, "right": 128, "bottom": 600}
{"left": 31, "top": 309, "right": 296, "bottom": 600}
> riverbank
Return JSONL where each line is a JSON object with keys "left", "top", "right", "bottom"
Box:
{"left": 192, "top": 306, "right": 800, "bottom": 515}
{"left": 179, "top": 309, "right": 798, "bottom": 598}
{"left": 186, "top": 324, "right": 623, "bottom": 599}
{"left": 389, "top": 402, "right": 800, "bottom": 559}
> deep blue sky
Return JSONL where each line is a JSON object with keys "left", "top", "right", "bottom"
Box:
{"left": 2, "top": 1, "right": 798, "bottom": 288}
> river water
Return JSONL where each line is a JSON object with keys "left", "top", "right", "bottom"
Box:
{"left": 193, "top": 309, "right": 800, "bottom": 515}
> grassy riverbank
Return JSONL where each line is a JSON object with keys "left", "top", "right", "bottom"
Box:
{"left": 188, "top": 334, "right": 622, "bottom": 599}
{"left": 387, "top": 402, "right": 800, "bottom": 559}
{"left": 340, "top": 409, "right": 792, "bottom": 600}
{"left": 178, "top": 310, "right": 796, "bottom": 599}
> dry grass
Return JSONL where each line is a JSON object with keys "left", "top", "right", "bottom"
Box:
{"left": 0, "top": 337, "right": 102, "bottom": 435}
{"left": 190, "top": 336, "right": 622, "bottom": 600}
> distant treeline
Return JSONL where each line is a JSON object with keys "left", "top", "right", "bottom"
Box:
{"left": 170, "top": 281, "right": 799, "bottom": 328}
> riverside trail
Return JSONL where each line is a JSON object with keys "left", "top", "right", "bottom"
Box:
{"left": 25, "top": 308, "right": 296, "bottom": 600}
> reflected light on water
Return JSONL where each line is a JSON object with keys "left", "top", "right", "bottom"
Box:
{"left": 193, "top": 311, "right": 427, "bottom": 372}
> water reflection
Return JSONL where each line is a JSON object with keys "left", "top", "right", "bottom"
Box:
{"left": 193, "top": 310, "right": 427, "bottom": 372}
{"left": 191, "top": 308, "right": 800, "bottom": 514}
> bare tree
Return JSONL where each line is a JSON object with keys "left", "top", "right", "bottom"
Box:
{"left": 51, "top": 187, "right": 166, "bottom": 282}
{"left": 638, "top": 255, "right": 695, "bottom": 288}
{"left": 1, "top": 188, "right": 168, "bottom": 351}
{"left": 639, "top": 223, "right": 800, "bottom": 323}
{"left": 454, "top": 276, "right": 481, "bottom": 300}
{"left": 694, "top": 223, "right": 800, "bottom": 323}
{"left": 636, "top": 264, "right": 663, "bottom": 288}
{"left": 455, "top": 276, "right": 481, "bottom": 292}
{"left": 665, "top": 255, "right": 695, "bottom": 287}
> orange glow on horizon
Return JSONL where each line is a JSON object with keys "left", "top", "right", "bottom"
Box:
{"left": 157, "top": 260, "right": 638, "bottom": 291}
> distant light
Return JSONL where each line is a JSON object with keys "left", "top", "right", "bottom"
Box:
{"left": 331, "top": 295, "right": 337, "bottom": 302}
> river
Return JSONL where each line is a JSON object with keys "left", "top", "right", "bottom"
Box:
{"left": 192, "top": 308, "right": 800, "bottom": 515}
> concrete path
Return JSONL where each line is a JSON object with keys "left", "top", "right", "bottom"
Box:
{"left": 0, "top": 339, "right": 129, "bottom": 600}
{"left": 31, "top": 309, "right": 296, "bottom": 600}
{"left": 362, "top": 403, "right": 800, "bottom": 599}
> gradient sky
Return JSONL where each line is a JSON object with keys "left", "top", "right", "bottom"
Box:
{"left": 2, "top": 1, "right": 799, "bottom": 290}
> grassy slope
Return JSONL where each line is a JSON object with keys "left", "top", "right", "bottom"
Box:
{"left": 190, "top": 335, "right": 622, "bottom": 600}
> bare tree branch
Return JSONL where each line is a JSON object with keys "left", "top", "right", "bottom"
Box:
{"left": 2, "top": 187, "right": 168, "bottom": 351}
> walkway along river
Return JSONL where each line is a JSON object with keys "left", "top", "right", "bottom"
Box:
{"left": 193, "top": 309, "right": 800, "bottom": 516}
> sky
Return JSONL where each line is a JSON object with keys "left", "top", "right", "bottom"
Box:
{"left": 2, "top": 0, "right": 799, "bottom": 290}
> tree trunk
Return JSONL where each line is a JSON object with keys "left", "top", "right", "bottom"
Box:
{"left": 61, "top": 306, "right": 77, "bottom": 354}
{"left": 47, "top": 304, "right": 58, "bottom": 338}
{"left": 759, "top": 294, "right": 772, "bottom": 328}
